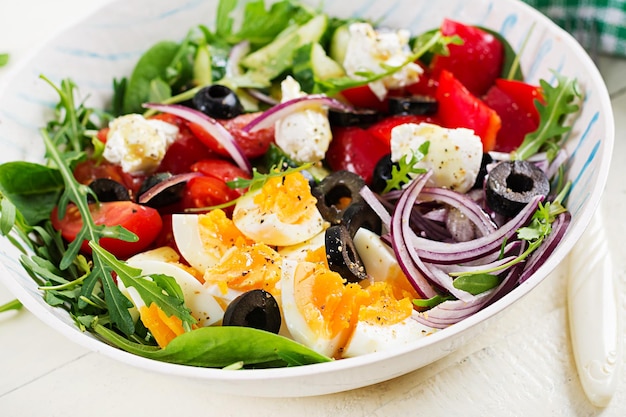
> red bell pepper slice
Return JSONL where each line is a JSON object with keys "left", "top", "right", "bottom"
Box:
{"left": 431, "top": 19, "right": 504, "bottom": 97}
{"left": 435, "top": 70, "right": 501, "bottom": 152}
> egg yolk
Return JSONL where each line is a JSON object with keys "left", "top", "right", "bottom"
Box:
{"left": 253, "top": 172, "right": 318, "bottom": 224}
{"left": 358, "top": 281, "right": 413, "bottom": 326}
{"left": 203, "top": 243, "right": 282, "bottom": 297}
{"left": 293, "top": 262, "right": 367, "bottom": 342}
{"left": 197, "top": 209, "right": 253, "bottom": 262}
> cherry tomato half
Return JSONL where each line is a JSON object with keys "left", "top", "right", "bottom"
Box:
{"left": 188, "top": 112, "right": 275, "bottom": 159}
{"left": 367, "top": 114, "right": 439, "bottom": 146}
{"left": 180, "top": 176, "right": 241, "bottom": 213}
{"left": 152, "top": 114, "right": 215, "bottom": 175}
{"left": 51, "top": 201, "right": 163, "bottom": 259}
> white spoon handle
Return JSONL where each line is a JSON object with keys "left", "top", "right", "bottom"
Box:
{"left": 568, "top": 211, "right": 621, "bottom": 407}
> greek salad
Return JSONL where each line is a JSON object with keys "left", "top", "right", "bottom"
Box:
{"left": 0, "top": 0, "right": 580, "bottom": 368}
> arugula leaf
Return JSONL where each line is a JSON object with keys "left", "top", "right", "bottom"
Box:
{"left": 382, "top": 141, "right": 430, "bottom": 194}
{"left": 513, "top": 73, "right": 580, "bottom": 161}
{"left": 90, "top": 243, "right": 196, "bottom": 330}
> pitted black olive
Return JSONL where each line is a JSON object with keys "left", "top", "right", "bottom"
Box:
{"left": 472, "top": 153, "right": 494, "bottom": 190}
{"left": 387, "top": 95, "right": 438, "bottom": 116}
{"left": 137, "top": 172, "right": 185, "bottom": 208}
{"left": 88, "top": 178, "right": 130, "bottom": 202}
{"left": 325, "top": 224, "right": 367, "bottom": 283}
{"left": 485, "top": 160, "right": 549, "bottom": 217}
{"left": 311, "top": 170, "right": 365, "bottom": 224}
{"left": 341, "top": 200, "right": 382, "bottom": 238}
{"left": 193, "top": 84, "right": 244, "bottom": 119}
{"left": 370, "top": 153, "right": 401, "bottom": 194}
{"left": 328, "top": 108, "right": 381, "bottom": 127}
{"left": 222, "top": 289, "right": 281, "bottom": 334}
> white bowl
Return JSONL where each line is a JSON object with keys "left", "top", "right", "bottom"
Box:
{"left": 0, "top": 0, "right": 613, "bottom": 397}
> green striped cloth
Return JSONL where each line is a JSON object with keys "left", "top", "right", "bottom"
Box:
{"left": 522, "top": 0, "right": 626, "bottom": 56}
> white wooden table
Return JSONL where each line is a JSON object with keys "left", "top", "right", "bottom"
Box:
{"left": 1, "top": 1, "right": 625, "bottom": 415}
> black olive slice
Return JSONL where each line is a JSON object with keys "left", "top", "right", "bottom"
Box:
{"left": 222, "top": 289, "right": 281, "bottom": 334}
{"left": 325, "top": 224, "right": 367, "bottom": 283}
{"left": 472, "top": 153, "right": 494, "bottom": 190}
{"left": 88, "top": 178, "right": 130, "bottom": 202}
{"left": 387, "top": 95, "right": 438, "bottom": 116}
{"left": 485, "top": 160, "right": 550, "bottom": 217}
{"left": 137, "top": 172, "right": 185, "bottom": 208}
{"left": 370, "top": 153, "right": 401, "bottom": 194}
{"left": 312, "top": 170, "right": 365, "bottom": 225}
{"left": 192, "top": 84, "right": 244, "bottom": 120}
{"left": 341, "top": 200, "right": 382, "bottom": 238}
{"left": 328, "top": 108, "right": 381, "bottom": 127}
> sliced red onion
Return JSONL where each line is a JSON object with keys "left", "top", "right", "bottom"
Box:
{"left": 389, "top": 172, "right": 438, "bottom": 299}
{"left": 143, "top": 103, "right": 251, "bottom": 174}
{"left": 419, "top": 187, "right": 497, "bottom": 237}
{"left": 517, "top": 211, "right": 571, "bottom": 283}
{"left": 226, "top": 41, "right": 250, "bottom": 78}
{"left": 409, "top": 195, "right": 542, "bottom": 264}
{"left": 545, "top": 149, "right": 569, "bottom": 180}
{"left": 245, "top": 88, "right": 279, "bottom": 106}
{"left": 137, "top": 172, "right": 202, "bottom": 205}
{"left": 359, "top": 185, "right": 392, "bottom": 231}
{"left": 242, "top": 95, "right": 356, "bottom": 133}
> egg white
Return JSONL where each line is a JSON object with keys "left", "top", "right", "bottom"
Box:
{"left": 342, "top": 312, "right": 435, "bottom": 358}
{"left": 280, "top": 259, "right": 345, "bottom": 357}
{"left": 278, "top": 230, "right": 326, "bottom": 262}
{"left": 171, "top": 213, "right": 220, "bottom": 273}
{"left": 126, "top": 258, "right": 224, "bottom": 327}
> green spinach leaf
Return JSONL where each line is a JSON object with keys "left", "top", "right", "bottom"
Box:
{"left": 95, "top": 324, "right": 332, "bottom": 368}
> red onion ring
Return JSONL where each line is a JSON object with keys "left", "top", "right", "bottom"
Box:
{"left": 242, "top": 95, "right": 355, "bottom": 133}
{"left": 137, "top": 172, "right": 202, "bottom": 205}
{"left": 143, "top": 103, "right": 252, "bottom": 174}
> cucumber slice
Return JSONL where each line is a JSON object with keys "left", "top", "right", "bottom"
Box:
{"left": 293, "top": 42, "right": 345, "bottom": 92}
{"left": 329, "top": 24, "right": 350, "bottom": 66}
{"left": 241, "top": 14, "right": 328, "bottom": 79}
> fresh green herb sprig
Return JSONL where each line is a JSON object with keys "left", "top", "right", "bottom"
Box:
{"left": 0, "top": 299, "right": 22, "bottom": 313}
{"left": 382, "top": 141, "right": 430, "bottom": 194}
{"left": 0, "top": 53, "right": 9, "bottom": 68}
{"left": 513, "top": 73, "right": 581, "bottom": 161}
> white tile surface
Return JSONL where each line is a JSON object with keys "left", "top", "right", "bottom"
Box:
{"left": 1, "top": 1, "right": 625, "bottom": 415}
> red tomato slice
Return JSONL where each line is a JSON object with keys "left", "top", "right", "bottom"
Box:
{"left": 190, "top": 159, "right": 252, "bottom": 196}
{"left": 483, "top": 83, "right": 541, "bottom": 153}
{"left": 188, "top": 112, "right": 275, "bottom": 159}
{"left": 51, "top": 201, "right": 163, "bottom": 259}
{"left": 435, "top": 70, "right": 501, "bottom": 152}
{"left": 340, "top": 85, "right": 389, "bottom": 112}
{"left": 494, "top": 78, "right": 544, "bottom": 123}
{"left": 73, "top": 160, "right": 143, "bottom": 197}
{"left": 367, "top": 114, "right": 439, "bottom": 146}
{"left": 180, "top": 176, "right": 241, "bottom": 213}
{"left": 431, "top": 19, "right": 504, "bottom": 97}
{"left": 152, "top": 115, "right": 215, "bottom": 175}
{"left": 326, "top": 126, "right": 390, "bottom": 185}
